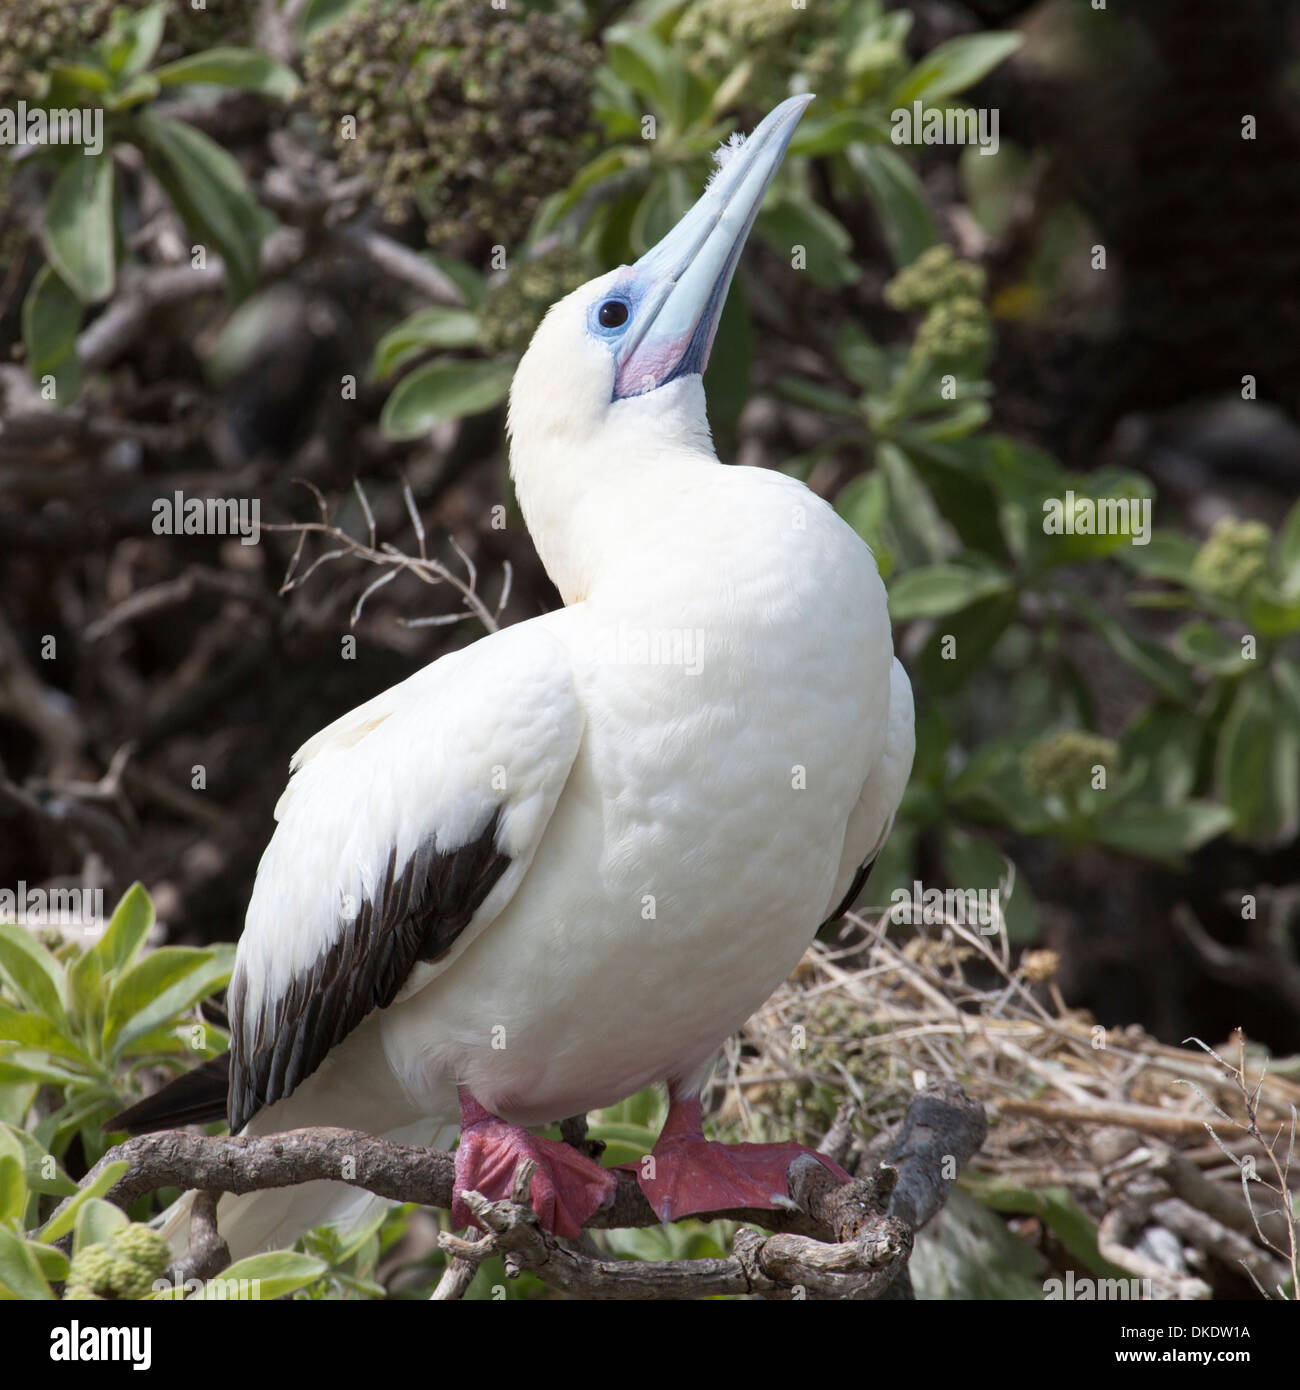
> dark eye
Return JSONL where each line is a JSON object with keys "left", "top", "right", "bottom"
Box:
{"left": 598, "top": 300, "right": 629, "bottom": 329}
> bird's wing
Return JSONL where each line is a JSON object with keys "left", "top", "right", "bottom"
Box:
{"left": 821, "top": 657, "right": 915, "bottom": 926}
{"left": 226, "top": 619, "right": 585, "bottom": 1132}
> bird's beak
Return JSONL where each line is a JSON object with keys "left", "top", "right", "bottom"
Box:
{"left": 612, "top": 94, "right": 813, "bottom": 400}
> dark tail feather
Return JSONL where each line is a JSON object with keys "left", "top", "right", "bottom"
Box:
{"left": 108, "top": 1054, "right": 230, "bottom": 1134}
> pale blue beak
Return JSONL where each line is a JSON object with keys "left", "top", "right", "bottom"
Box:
{"left": 605, "top": 95, "right": 813, "bottom": 400}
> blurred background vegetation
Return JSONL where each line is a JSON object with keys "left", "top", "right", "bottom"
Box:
{"left": 1, "top": 0, "right": 1298, "bottom": 1299}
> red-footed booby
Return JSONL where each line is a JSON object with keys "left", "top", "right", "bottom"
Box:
{"left": 115, "top": 95, "right": 915, "bottom": 1255}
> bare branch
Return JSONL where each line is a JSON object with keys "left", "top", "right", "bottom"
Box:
{"left": 52, "top": 1083, "right": 987, "bottom": 1299}
{"left": 266, "top": 486, "right": 508, "bottom": 633}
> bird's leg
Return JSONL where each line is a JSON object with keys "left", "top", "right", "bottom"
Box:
{"left": 451, "top": 1087, "right": 617, "bottom": 1240}
{"left": 625, "top": 1086, "right": 851, "bottom": 1223}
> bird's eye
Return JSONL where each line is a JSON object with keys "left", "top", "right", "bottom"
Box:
{"left": 598, "top": 300, "right": 629, "bottom": 329}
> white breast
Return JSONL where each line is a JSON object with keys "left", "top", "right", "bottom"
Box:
{"left": 380, "top": 468, "right": 895, "bottom": 1125}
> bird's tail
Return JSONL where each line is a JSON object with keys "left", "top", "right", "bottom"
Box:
{"left": 128, "top": 1027, "right": 460, "bottom": 1268}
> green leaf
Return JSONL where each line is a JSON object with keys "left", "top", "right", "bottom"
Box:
{"left": 35, "top": 1085, "right": 121, "bottom": 1160}
{"left": 1121, "top": 703, "right": 1204, "bottom": 807}
{"left": 916, "top": 590, "right": 1018, "bottom": 696}
{"left": 119, "top": 1017, "right": 223, "bottom": 1058}
{"left": 628, "top": 171, "right": 678, "bottom": 255}
{"left": 1037, "top": 471, "right": 1154, "bottom": 564}
{"left": 836, "top": 470, "right": 891, "bottom": 562}
{"left": 1093, "top": 800, "right": 1234, "bottom": 862}
{"left": 105, "top": 948, "right": 232, "bottom": 1053}
{"left": 21, "top": 265, "right": 82, "bottom": 401}
{"left": 0, "top": 1122, "right": 77, "bottom": 1197}
{"left": 0, "top": 1002, "right": 80, "bottom": 1058}
{"left": 371, "top": 308, "right": 482, "bottom": 380}
{"left": 73, "top": 1196, "right": 129, "bottom": 1254}
{"left": 836, "top": 324, "right": 893, "bottom": 393}
{"left": 1214, "top": 676, "right": 1300, "bottom": 845}
{"left": 895, "top": 439, "right": 1009, "bottom": 562}
{"left": 974, "top": 433, "right": 1066, "bottom": 564}
{"left": 888, "top": 562, "right": 1010, "bottom": 621}
{"left": 101, "top": 2, "right": 166, "bottom": 79}
{"left": 296, "top": 0, "right": 359, "bottom": 39}
{"left": 1074, "top": 599, "right": 1198, "bottom": 707}
{"left": 0, "top": 924, "right": 68, "bottom": 1031}
{"left": 190, "top": 1250, "right": 327, "bottom": 1299}
{"left": 0, "top": 1153, "right": 25, "bottom": 1225}
{"left": 380, "top": 358, "right": 512, "bottom": 441}
{"left": 30, "top": 1243, "right": 70, "bottom": 1283}
{"left": 104, "top": 73, "right": 160, "bottom": 110}
{"left": 789, "top": 111, "right": 890, "bottom": 157}
{"left": 0, "top": 1225, "right": 53, "bottom": 1300}
{"left": 905, "top": 398, "right": 991, "bottom": 442}
{"left": 134, "top": 111, "right": 266, "bottom": 299}
{"left": 1171, "top": 622, "right": 1248, "bottom": 676}
{"left": 878, "top": 441, "right": 954, "bottom": 564}
{"left": 1278, "top": 497, "right": 1300, "bottom": 596}
{"left": 154, "top": 48, "right": 300, "bottom": 100}
{"left": 425, "top": 255, "right": 487, "bottom": 311}
{"left": 604, "top": 28, "right": 688, "bottom": 128}
{"left": 38, "top": 1159, "right": 129, "bottom": 1243}
{"left": 1276, "top": 657, "right": 1300, "bottom": 733}
{"left": 533, "top": 147, "right": 636, "bottom": 238}
{"left": 777, "top": 377, "right": 859, "bottom": 418}
{"left": 1244, "top": 585, "right": 1300, "bottom": 638}
{"left": 91, "top": 883, "right": 155, "bottom": 975}
{"left": 0, "top": 1053, "right": 88, "bottom": 1087}
{"left": 912, "top": 1188, "right": 1046, "bottom": 1299}
{"left": 849, "top": 145, "right": 936, "bottom": 267}
{"left": 967, "top": 1176, "right": 1126, "bottom": 1279}
{"left": 702, "top": 276, "right": 750, "bottom": 458}
{"left": 48, "top": 61, "right": 113, "bottom": 94}
{"left": 891, "top": 32, "right": 1024, "bottom": 106}
{"left": 1117, "top": 530, "right": 1198, "bottom": 586}
{"left": 67, "top": 948, "right": 106, "bottom": 1048}
{"left": 757, "top": 197, "right": 859, "bottom": 290}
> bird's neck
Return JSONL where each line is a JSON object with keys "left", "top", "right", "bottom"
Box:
{"left": 510, "top": 378, "right": 721, "bottom": 605}
{"left": 516, "top": 447, "right": 718, "bottom": 606}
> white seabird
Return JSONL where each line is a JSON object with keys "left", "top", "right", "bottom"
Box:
{"left": 118, "top": 95, "right": 915, "bottom": 1254}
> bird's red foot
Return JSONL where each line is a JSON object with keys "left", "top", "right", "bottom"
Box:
{"left": 453, "top": 1090, "right": 616, "bottom": 1240}
{"left": 623, "top": 1091, "right": 850, "bottom": 1222}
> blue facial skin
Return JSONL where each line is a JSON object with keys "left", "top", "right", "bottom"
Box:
{"left": 586, "top": 288, "right": 637, "bottom": 342}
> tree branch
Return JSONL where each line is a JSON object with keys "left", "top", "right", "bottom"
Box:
{"left": 57, "top": 1084, "right": 987, "bottom": 1299}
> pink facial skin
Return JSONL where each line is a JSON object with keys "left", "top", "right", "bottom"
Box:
{"left": 614, "top": 332, "right": 691, "bottom": 399}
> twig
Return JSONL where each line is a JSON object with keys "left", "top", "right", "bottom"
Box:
{"left": 77, "top": 229, "right": 304, "bottom": 373}
{"left": 440, "top": 1156, "right": 912, "bottom": 1300}
{"left": 269, "top": 478, "right": 510, "bottom": 632}
{"left": 332, "top": 227, "right": 465, "bottom": 306}
{"left": 177, "top": 1190, "right": 231, "bottom": 1284}
{"left": 995, "top": 1097, "right": 1222, "bottom": 1138}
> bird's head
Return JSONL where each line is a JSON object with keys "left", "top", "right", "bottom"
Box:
{"left": 508, "top": 95, "right": 812, "bottom": 473}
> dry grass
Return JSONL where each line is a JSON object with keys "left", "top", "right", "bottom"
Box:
{"left": 713, "top": 902, "right": 1300, "bottom": 1299}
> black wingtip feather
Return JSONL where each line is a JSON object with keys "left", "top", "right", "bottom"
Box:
{"left": 106, "top": 1054, "right": 230, "bottom": 1134}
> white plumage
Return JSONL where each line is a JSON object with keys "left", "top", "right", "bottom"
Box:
{"left": 158, "top": 97, "right": 915, "bottom": 1257}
